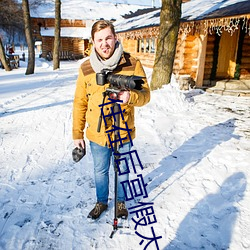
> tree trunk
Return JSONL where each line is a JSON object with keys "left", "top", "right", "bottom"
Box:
{"left": 53, "top": 0, "right": 61, "bottom": 70}
{"left": 0, "top": 37, "right": 11, "bottom": 71}
{"left": 151, "top": 0, "right": 182, "bottom": 90}
{"left": 22, "top": 0, "right": 35, "bottom": 75}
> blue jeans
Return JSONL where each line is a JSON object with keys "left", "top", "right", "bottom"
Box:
{"left": 90, "top": 141, "right": 131, "bottom": 205}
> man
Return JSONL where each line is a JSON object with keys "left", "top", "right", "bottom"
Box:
{"left": 72, "top": 20, "right": 150, "bottom": 220}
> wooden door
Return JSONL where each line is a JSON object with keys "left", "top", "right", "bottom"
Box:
{"left": 216, "top": 30, "right": 239, "bottom": 78}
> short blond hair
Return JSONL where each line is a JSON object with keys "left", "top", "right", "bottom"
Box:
{"left": 91, "top": 20, "right": 116, "bottom": 40}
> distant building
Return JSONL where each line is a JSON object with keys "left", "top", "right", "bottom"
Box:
{"left": 31, "top": 17, "right": 92, "bottom": 60}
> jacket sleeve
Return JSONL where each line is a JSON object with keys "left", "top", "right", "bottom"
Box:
{"left": 128, "top": 59, "right": 150, "bottom": 107}
{"left": 72, "top": 68, "right": 88, "bottom": 140}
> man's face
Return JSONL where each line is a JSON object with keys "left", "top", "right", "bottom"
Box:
{"left": 93, "top": 27, "right": 117, "bottom": 60}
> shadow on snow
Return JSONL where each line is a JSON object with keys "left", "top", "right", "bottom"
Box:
{"left": 164, "top": 172, "right": 247, "bottom": 249}
{"left": 144, "top": 118, "right": 240, "bottom": 199}
{"left": 0, "top": 100, "right": 73, "bottom": 117}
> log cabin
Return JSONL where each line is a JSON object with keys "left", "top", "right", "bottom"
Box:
{"left": 115, "top": 0, "right": 250, "bottom": 93}
{"left": 31, "top": 18, "right": 92, "bottom": 60}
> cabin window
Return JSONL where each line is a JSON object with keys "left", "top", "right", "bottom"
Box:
{"left": 137, "top": 38, "right": 156, "bottom": 54}
{"left": 150, "top": 38, "right": 155, "bottom": 53}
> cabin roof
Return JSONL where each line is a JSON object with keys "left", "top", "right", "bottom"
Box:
{"left": 115, "top": 8, "right": 160, "bottom": 33}
{"left": 115, "top": 0, "right": 250, "bottom": 32}
{"left": 182, "top": 0, "right": 250, "bottom": 21}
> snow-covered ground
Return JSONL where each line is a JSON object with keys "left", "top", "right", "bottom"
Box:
{"left": 0, "top": 49, "right": 249, "bottom": 250}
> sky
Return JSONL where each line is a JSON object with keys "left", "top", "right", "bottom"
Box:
{"left": 0, "top": 48, "right": 249, "bottom": 250}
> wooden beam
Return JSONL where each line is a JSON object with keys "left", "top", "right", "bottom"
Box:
{"left": 195, "top": 32, "right": 207, "bottom": 87}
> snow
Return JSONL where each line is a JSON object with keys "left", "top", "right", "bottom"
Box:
{"left": 114, "top": 9, "right": 160, "bottom": 32}
{"left": 40, "top": 27, "right": 92, "bottom": 39}
{"left": 30, "top": 0, "right": 153, "bottom": 20}
{"left": 0, "top": 48, "right": 250, "bottom": 250}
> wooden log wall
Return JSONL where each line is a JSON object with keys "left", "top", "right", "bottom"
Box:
{"left": 120, "top": 31, "right": 200, "bottom": 78}
{"left": 203, "top": 34, "right": 216, "bottom": 82}
{"left": 173, "top": 34, "right": 198, "bottom": 80}
{"left": 72, "top": 38, "right": 87, "bottom": 56}
{"left": 41, "top": 37, "right": 86, "bottom": 58}
{"left": 120, "top": 39, "right": 137, "bottom": 54}
{"left": 120, "top": 38, "right": 156, "bottom": 68}
{"left": 173, "top": 34, "right": 185, "bottom": 75}
{"left": 183, "top": 35, "right": 198, "bottom": 79}
{"left": 61, "top": 38, "right": 74, "bottom": 52}
{"left": 41, "top": 37, "right": 53, "bottom": 58}
{"left": 135, "top": 53, "right": 156, "bottom": 68}
{"left": 32, "top": 18, "right": 86, "bottom": 29}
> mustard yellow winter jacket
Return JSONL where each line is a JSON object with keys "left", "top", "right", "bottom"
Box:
{"left": 72, "top": 52, "right": 150, "bottom": 147}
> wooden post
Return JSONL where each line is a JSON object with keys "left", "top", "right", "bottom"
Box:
{"left": 195, "top": 32, "right": 207, "bottom": 88}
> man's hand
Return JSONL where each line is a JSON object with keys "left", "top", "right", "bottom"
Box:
{"left": 117, "top": 90, "right": 130, "bottom": 104}
{"left": 74, "top": 139, "right": 85, "bottom": 149}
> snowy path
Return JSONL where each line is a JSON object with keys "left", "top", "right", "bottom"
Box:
{"left": 0, "top": 59, "right": 250, "bottom": 249}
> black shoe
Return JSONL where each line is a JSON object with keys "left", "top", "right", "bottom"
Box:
{"left": 117, "top": 201, "right": 128, "bottom": 219}
{"left": 87, "top": 202, "right": 108, "bottom": 220}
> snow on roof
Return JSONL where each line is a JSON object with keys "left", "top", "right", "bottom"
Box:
{"left": 114, "top": 0, "right": 250, "bottom": 32}
{"left": 114, "top": 8, "right": 160, "bottom": 32}
{"left": 40, "top": 27, "right": 91, "bottom": 39}
{"left": 30, "top": 0, "right": 151, "bottom": 20}
{"left": 182, "top": 0, "right": 250, "bottom": 21}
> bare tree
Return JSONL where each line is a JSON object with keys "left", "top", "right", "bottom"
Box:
{"left": 0, "top": 0, "right": 24, "bottom": 38}
{"left": 53, "top": 0, "right": 61, "bottom": 70}
{"left": 0, "top": 37, "right": 11, "bottom": 71}
{"left": 22, "top": 0, "right": 35, "bottom": 75}
{"left": 0, "top": 0, "right": 23, "bottom": 71}
{"left": 151, "top": 0, "right": 182, "bottom": 90}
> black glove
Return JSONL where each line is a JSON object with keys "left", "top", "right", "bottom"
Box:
{"left": 72, "top": 146, "right": 86, "bottom": 162}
